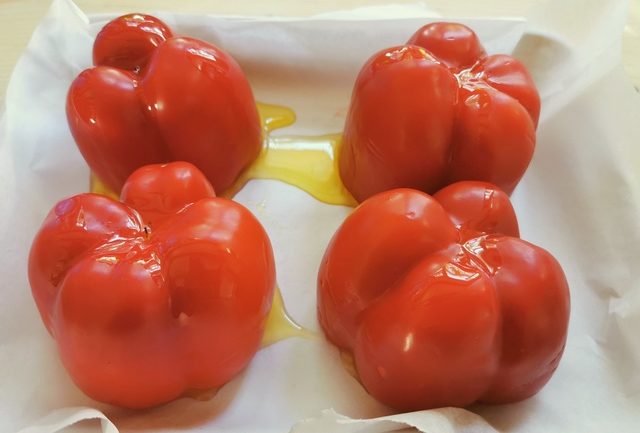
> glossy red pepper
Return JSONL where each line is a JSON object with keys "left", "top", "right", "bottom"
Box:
{"left": 340, "top": 22, "right": 540, "bottom": 202}
{"left": 318, "top": 181, "right": 569, "bottom": 411}
{"left": 28, "top": 162, "right": 275, "bottom": 408}
{"left": 67, "top": 14, "right": 261, "bottom": 194}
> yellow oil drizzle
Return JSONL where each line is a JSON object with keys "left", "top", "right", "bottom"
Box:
{"left": 182, "top": 387, "right": 219, "bottom": 402}
{"left": 226, "top": 134, "right": 356, "bottom": 207}
{"left": 89, "top": 172, "right": 118, "bottom": 200}
{"left": 224, "top": 103, "right": 356, "bottom": 207}
{"left": 256, "top": 101, "right": 297, "bottom": 133}
{"left": 261, "top": 285, "right": 314, "bottom": 347}
{"left": 340, "top": 350, "right": 359, "bottom": 381}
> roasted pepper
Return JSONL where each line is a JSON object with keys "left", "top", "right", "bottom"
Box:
{"left": 340, "top": 23, "right": 540, "bottom": 202}
{"left": 29, "top": 162, "right": 275, "bottom": 408}
{"left": 67, "top": 14, "right": 261, "bottom": 194}
{"left": 318, "top": 181, "right": 569, "bottom": 410}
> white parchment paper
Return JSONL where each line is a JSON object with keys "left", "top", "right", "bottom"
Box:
{"left": 1, "top": 0, "right": 639, "bottom": 432}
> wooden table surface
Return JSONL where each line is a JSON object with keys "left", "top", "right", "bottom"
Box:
{"left": 0, "top": 0, "right": 639, "bottom": 109}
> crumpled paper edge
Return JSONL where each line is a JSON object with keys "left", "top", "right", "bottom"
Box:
{"left": 16, "top": 407, "right": 118, "bottom": 433}
{"left": 289, "top": 408, "right": 499, "bottom": 433}
{"left": 521, "top": 0, "right": 629, "bottom": 122}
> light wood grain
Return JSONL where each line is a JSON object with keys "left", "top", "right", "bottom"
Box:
{"left": 0, "top": 0, "right": 638, "bottom": 108}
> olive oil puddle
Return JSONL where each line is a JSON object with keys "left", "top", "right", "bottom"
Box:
{"left": 262, "top": 285, "right": 314, "bottom": 347}
{"left": 182, "top": 387, "right": 219, "bottom": 402}
{"left": 223, "top": 102, "right": 356, "bottom": 207}
{"left": 90, "top": 172, "right": 118, "bottom": 200}
{"left": 340, "top": 350, "right": 359, "bottom": 381}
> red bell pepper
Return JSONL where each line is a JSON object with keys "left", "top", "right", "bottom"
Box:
{"left": 67, "top": 14, "right": 261, "bottom": 194}
{"left": 340, "top": 22, "right": 540, "bottom": 202}
{"left": 28, "top": 162, "right": 275, "bottom": 408}
{"left": 318, "top": 181, "right": 569, "bottom": 411}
